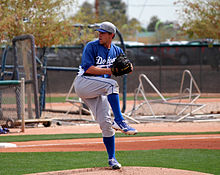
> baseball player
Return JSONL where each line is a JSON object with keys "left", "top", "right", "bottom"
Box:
{"left": 74, "top": 21, "right": 137, "bottom": 169}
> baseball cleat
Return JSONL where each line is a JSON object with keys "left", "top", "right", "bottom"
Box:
{"left": 108, "top": 158, "right": 121, "bottom": 169}
{"left": 112, "top": 120, "right": 138, "bottom": 135}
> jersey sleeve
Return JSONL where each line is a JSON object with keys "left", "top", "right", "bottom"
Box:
{"left": 118, "top": 47, "right": 124, "bottom": 55}
{"left": 81, "top": 42, "right": 96, "bottom": 72}
{"left": 114, "top": 44, "right": 124, "bottom": 57}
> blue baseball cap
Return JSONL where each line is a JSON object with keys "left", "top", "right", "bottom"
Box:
{"left": 96, "top": 21, "right": 116, "bottom": 34}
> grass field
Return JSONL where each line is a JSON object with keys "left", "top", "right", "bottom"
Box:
{"left": 0, "top": 132, "right": 220, "bottom": 175}
{"left": 45, "top": 95, "right": 220, "bottom": 103}
{"left": 1, "top": 149, "right": 220, "bottom": 175}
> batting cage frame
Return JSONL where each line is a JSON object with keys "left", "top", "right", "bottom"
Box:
{"left": 1, "top": 34, "right": 40, "bottom": 120}
{"left": 13, "top": 34, "right": 40, "bottom": 119}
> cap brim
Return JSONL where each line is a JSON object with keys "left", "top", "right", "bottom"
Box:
{"left": 96, "top": 28, "right": 109, "bottom": 33}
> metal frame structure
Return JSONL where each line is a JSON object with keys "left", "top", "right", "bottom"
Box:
{"left": 12, "top": 34, "right": 40, "bottom": 119}
{"left": 0, "top": 35, "right": 40, "bottom": 119}
{"left": 127, "top": 70, "right": 206, "bottom": 122}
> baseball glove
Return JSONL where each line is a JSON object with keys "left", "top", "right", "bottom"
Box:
{"left": 111, "top": 54, "right": 133, "bottom": 76}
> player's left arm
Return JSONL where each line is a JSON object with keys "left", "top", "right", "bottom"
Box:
{"left": 85, "top": 66, "right": 112, "bottom": 75}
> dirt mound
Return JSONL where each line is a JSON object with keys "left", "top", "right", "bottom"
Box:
{"left": 26, "top": 166, "right": 211, "bottom": 175}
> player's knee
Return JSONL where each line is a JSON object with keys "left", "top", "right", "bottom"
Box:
{"left": 107, "top": 80, "right": 119, "bottom": 94}
{"left": 99, "top": 121, "right": 115, "bottom": 137}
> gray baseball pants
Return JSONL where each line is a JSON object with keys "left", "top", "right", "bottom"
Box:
{"left": 73, "top": 75, "right": 119, "bottom": 137}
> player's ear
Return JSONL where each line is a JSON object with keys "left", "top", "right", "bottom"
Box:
{"left": 112, "top": 33, "right": 115, "bottom": 39}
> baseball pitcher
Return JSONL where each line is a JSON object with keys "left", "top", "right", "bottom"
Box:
{"left": 74, "top": 21, "right": 137, "bottom": 169}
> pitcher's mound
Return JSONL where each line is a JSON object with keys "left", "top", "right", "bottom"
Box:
{"left": 26, "top": 166, "right": 211, "bottom": 175}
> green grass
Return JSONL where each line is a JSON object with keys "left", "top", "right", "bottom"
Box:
{"left": 1, "top": 132, "right": 220, "bottom": 142}
{"left": 45, "top": 95, "right": 220, "bottom": 103}
{"left": 45, "top": 96, "right": 146, "bottom": 103}
{"left": 1, "top": 132, "right": 219, "bottom": 174}
{"left": 45, "top": 96, "right": 68, "bottom": 103}
{"left": 0, "top": 149, "right": 219, "bottom": 175}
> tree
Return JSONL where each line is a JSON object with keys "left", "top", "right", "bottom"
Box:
{"left": 98, "top": 0, "right": 128, "bottom": 30}
{"left": 97, "top": 0, "right": 141, "bottom": 40}
{"left": 72, "top": 0, "right": 142, "bottom": 41}
{"left": 147, "top": 16, "right": 160, "bottom": 32}
{"left": 153, "top": 21, "right": 177, "bottom": 43}
{"left": 0, "top": 0, "right": 76, "bottom": 47}
{"left": 175, "top": 0, "right": 220, "bottom": 40}
{"left": 73, "top": 2, "right": 96, "bottom": 24}
{"left": 70, "top": 2, "right": 98, "bottom": 44}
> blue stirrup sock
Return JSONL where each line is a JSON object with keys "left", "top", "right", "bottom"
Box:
{"left": 103, "top": 135, "right": 115, "bottom": 159}
{"left": 107, "top": 93, "right": 124, "bottom": 122}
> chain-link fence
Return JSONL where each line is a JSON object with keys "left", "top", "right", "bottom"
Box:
{"left": 0, "top": 79, "right": 25, "bottom": 128}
